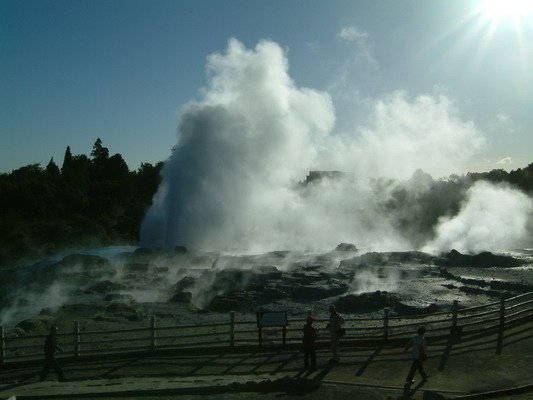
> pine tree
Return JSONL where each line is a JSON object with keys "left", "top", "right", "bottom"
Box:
{"left": 61, "top": 146, "right": 73, "bottom": 176}
{"left": 91, "top": 138, "right": 109, "bottom": 161}
{"left": 46, "top": 157, "right": 60, "bottom": 178}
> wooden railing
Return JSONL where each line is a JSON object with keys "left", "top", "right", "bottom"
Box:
{"left": 1, "top": 291, "right": 532, "bottom": 364}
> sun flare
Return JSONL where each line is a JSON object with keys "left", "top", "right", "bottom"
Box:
{"left": 482, "top": 0, "right": 533, "bottom": 21}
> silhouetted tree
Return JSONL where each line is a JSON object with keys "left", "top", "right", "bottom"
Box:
{"left": 61, "top": 146, "right": 73, "bottom": 176}
{"left": 90, "top": 138, "right": 109, "bottom": 161}
{"left": 46, "top": 158, "right": 60, "bottom": 178}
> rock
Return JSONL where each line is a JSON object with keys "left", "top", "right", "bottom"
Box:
{"left": 39, "top": 307, "right": 54, "bottom": 316}
{"left": 286, "top": 270, "right": 324, "bottom": 284}
{"left": 15, "top": 317, "right": 53, "bottom": 333}
{"left": 169, "top": 291, "right": 192, "bottom": 303}
{"left": 489, "top": 280, "right": 533, "bottom": 293}
{"left": 260, "top": 285, "right": 288, "bottom": 302}
{"left": 208, "top": 290, "right": 260, "bottom": 312}
{"left": 54, "top": 254, "right": 115, "bottom": 282}
{"left": 251, "top": 265, "right": 283, "bottom": 279}
{"left": 341, "top": 251, "right": 434, "bottom": 268}
{"left": 334, "top": 291, "right": 442, "bottom": 315}
{"left": 84, "top": 280, "right": 126, "bottom": 294}
{"left": 103, "top": 293, "right": 134, "bottom": 302}
{"left": 334, "top": 291, "right": 392, "bottom": 312}
{"left": 94, "top": 314, "right": 122, "bottom": 322}
{"left": 174, "top": 276, "right": 196, "bottom": 292}
{"left": 13, "top": 327, "right": 26, "bottom": 336}
{"left": 59, "top": 303, "right": 104, "bottom": 318}
{"left": 335, "top": 243, "right": 357, "bottom": 252}
{"left": 458, "top": 286, "right": 499, "bottom": 296}
{"left": 123, "top": 311, "right": 144, "bottom": 321}
{"left": 394, "top": 302, "right": 440, "bottom": 315}
{"left": 105, "top": 302, "right": 137, "bottom": 314}
{"left": 124, "top": 263, "right": 149, "bottom": 273}
{"left": 435, "top": 250, "right": 524, "bottom": 268}
{"left": 210, "top": 269, "right": 254, "bottom": 293}
{"left": 292, "top": 281, "right": 348, "bottom": 300}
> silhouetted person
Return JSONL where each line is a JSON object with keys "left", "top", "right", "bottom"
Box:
{"left": 40, "top": 326, "right": 65, "bottom": 381}
{"left": 404, "top": 326, "right": 429, "bottom": 384}
{"left": 302, "top": 316, "right": 318, "bottom": 370}
{"left": 326, "top": 304, "right": 344, "bottom": 362}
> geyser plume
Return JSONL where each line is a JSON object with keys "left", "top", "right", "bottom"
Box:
{"left": 141, "top": 38, "right": 525, "bottom": 253}
{"left": 141, "top": 39, "right": 334, "bottom": 251}
{"left": 423, "top": 181, "right": 533, "bottom": 253}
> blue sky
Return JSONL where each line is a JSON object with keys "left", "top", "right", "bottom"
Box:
{"left": 1, "top": 0, "right": 532, "bottom": 175}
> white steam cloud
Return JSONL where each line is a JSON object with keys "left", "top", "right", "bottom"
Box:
{"left": 140, "top": 38, "right": 529, "bottom": 254}
{"left": 423, "top": 181, "right": 533, "bottom": 253}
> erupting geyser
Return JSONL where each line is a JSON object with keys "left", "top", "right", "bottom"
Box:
{"left": 140, "top": 38, "right": 532, "bottom": 254}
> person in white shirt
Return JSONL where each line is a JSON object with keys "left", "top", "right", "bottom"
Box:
{"left": 403, "top": 326, "right": 429, "bottom": 384}
{"left": 326, "top": 305, "right": 345, "bottom": 362}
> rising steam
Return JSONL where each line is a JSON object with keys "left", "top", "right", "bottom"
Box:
{"left": 140, "top": 38, "right": 531, "bottom": 253}
{"left": 423, "top": 181, "right": 533, "bottom": 253}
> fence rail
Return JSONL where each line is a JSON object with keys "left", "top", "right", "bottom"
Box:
{"left": 1, "top": 291, "right": 532, "bottom": 364}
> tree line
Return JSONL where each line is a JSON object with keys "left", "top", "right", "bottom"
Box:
{"left": 0, "top": 139, "right": 163, "bottom": 266}
{"left": 0, "top": 138, "right": 531, "bottom": 267}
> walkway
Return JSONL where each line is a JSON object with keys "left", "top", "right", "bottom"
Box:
{"left": 1, "top": 320, "right": 532, "bottom": 399}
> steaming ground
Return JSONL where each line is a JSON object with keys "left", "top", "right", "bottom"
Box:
{"left": 1, "top": 245, "right": 532, "bottom": 340}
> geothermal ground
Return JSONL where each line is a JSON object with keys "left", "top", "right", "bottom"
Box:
{"left": 1, "top": 245, "right": 532, "bottom": 336}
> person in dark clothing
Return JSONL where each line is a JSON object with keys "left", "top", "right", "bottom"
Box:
{"left": 40, "top": 326, "right": 65, "bottom": 381}
{"left": 403, "top": 326, "right": 429, "bottom": 384}
{"left": 302, "top": 316, "right": 318, "bottom": 370}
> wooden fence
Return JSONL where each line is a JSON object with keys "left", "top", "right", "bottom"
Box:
{"left": 1, "top": 291, "right": 532, "bottom": 364}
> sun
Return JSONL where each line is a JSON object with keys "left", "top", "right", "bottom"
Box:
{"left": 482, "top": 0, "right": 533, "bottom": 21}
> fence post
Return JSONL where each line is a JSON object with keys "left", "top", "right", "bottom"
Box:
{"left": 0, "top": 326, "right": 4, "bottom": 364}
{"left": 451, "top": 300, "right": 458, "bottom": 337}
{"left": 383, "top": 307, "right": 390, "bottom": 340}
{"left": 282, "top": 326, "right": 287, "bottom": 346}
{"left": 496, "top": 293, "right": 506, "bottom": 354}
{"left": 150, "top": 316, "right": 156, "bottom": 352}
{"left": 499, "top": 293, "right": 506, "bottom": 331}
{"left": 73, "top": 321, "right": 80, "bottom": 358}
{"left": 229, "top": 311, "right": 235, "bottom": 347}
{"left": 307, "top": 310, "right": 312, "bottom": 318}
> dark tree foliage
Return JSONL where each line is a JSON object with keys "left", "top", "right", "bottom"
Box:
{"left": 91, "top": 138, "right": 109, "bottom": 161}
{"left": 46, "top": 158, "right": 60, "bottom": 178}
{"left": 0, "top": 139, "right": 163, "bottom": 266}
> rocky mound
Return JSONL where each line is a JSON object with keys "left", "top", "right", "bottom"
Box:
{"left": 436, "top": 249, "right": 524, "bottom": 268}
{"left": 334, "top": 291, "right": 439, "bottom": 315}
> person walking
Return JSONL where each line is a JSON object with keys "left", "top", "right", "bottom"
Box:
{"left": 404, "top": 326, "right": 429, "bottom": 384}
{"left": 326, "top": 305, "right": 344, "bottom": 362}
{"left": 302, "top": 316, "right": 318, "bottom": 370}
{"left": 40, "top": 326, "right": 65, "bottom": 382}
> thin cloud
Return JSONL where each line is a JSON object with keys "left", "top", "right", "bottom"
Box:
{"left": 307, "top": 40, "right": 320, "bottom": 54}
{"left": 496, "top": 157, "right": 512, "bottom": 165}
{"left": 338, "top": 26, "right": 368, "bottom": 42}
{"left": 337, "top": 25, "right": 378, "bottom": 68}
{"left": 496, "top": 112, "right": 510, "bottom": 123}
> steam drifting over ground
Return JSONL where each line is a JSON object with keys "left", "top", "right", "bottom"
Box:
{"left": 141, "top": 38, "right": 531, "bottom": 254}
